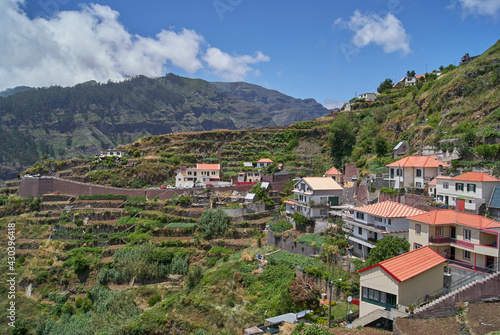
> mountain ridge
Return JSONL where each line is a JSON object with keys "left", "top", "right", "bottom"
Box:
{"left": 0, "top": 74, "right": 329, "bottom": 180}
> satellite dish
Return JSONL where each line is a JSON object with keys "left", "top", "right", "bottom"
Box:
{"left": 347, "top": 296, "right": 352, "bottom": 302}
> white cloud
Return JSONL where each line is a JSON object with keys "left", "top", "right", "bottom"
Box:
{"left": 346, "top": 10, "right": 411, "bottom": 55}
{"left": 0, "top": 1, "right": 268, "bottom": 90}
{"left": 458, "top": 0, "right": 500, "bottom": 17}
{"left": 323, "top": 99, "right": 345, "bottom": 109}
{"left": 334, "top": 17, "right": 343, "bottom": 25}
{"left": 203, "top": 48, "right": 270, "bottom": 81}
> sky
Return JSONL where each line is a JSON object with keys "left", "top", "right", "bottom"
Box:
{"left": 1, "top": 0, "right": 499, "bottom": 109}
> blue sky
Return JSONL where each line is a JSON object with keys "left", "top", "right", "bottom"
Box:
{"left": 1, "top": 0, "right": 499, "bottom": 108}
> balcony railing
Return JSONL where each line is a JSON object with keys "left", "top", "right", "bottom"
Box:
{"left": 429, "top": 237, "right": 451, "bottom": 244}
{"left": 429, "top": 237, "right": 497, "bottom": 250}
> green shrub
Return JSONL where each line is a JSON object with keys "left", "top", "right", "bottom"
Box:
{"left": 147, "top": 294, "right": 162, "bottom": 307}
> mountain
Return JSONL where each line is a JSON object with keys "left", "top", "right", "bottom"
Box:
{"left": 0, "top": 74, "right": 329, "bottom": 180}
{"left": 0, "top": 85, "right": 34, "bottom": 97}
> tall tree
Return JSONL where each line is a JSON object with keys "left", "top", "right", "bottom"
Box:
{"left": 328, "top": 114, "right": 356, "bottom": 167}
{"left": 377, "top": 78, "right": 393, "bottom": 93}
{"left": 366, "top": 236, "right": 410, "bottom": 266}
{"left": 289, "top": 278, "right": 321, "bottom": 311}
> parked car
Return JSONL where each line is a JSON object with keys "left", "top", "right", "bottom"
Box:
{"left": 206, "top": 183, "right": 214, "bottom": 187}
{"left": 160, "top": 186, "right": 167, "bottom": 189}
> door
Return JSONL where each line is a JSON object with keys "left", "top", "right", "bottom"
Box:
{"left": 386, "top": 294, "right": 397, "bottom": 311}
{"left": 329, "top": 197, "right": 339, "bottom": 206}
{"left": 456, "top": 199, "right": 465, "bottom": 211}
{"left": 445, "top": 196, "right": 449, "bottom": 206}
{"left": 451, "top": 227, "right": 456, "bottom": 239}
{"left": 449, "top": 247, "right": 455, "bottom": 260}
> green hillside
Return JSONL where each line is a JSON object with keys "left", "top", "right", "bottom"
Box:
{"left": 0, "top": 74, "right": 328, "bottom": 180}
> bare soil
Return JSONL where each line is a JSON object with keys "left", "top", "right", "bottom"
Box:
{"left": 466, "top": 302, "right": 500, "bottom": 335}
{"left": 394, "top": 316, "right": 460, "bottom": 335}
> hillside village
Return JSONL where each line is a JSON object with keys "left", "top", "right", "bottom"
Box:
{"left": 0, "top": 44, "right": 499, "bottom": 334}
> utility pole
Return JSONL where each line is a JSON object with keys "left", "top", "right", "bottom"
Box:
{"left": 328, "top": 278, "right": 342, "bottom": 328}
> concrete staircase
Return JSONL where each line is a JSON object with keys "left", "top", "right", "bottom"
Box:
{"left": 414, "top": 271, "right": 500, "bottom": 317}
{"left": 352, "top": 308, "right": 408, "bottom": 328}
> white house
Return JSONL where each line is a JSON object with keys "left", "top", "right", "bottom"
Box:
{"left": 99, "top": 149, "right": 124, "bottom": 159}
{"left": 344, "top": 201, "right": 426, "bottom": 258}
{"left": 358, "top": 246, "right": 446, "bottom": 318}
{"left": 386, "top": 156, "right": 449, "bottom": 189}
{"left": 430, "top": 172, "right": 500, "bottom": 213}
{"left": 285, "top": 177, "right": 343, "bottom": 220}
{"left": 256, "top": 158, "right": 273, "bottom": 168}
{"left": 175, "top": 164, "right": 221, "bottom": 188}
{"left": 358, "top": 92, "right": 378, "bottom": 102}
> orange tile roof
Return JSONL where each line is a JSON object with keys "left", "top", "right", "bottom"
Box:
{"left": 257, "top": 158, "right": 273, "bottom": 163}
{"left": 386, "top": 156, "right": 450, "bottom": 168}
{"left": 408, "top": 209, "right": 500, "bottom": 229}
{"left": 450, "top": 172, "right": 500, "bottom": 182}
{"left": 428, "top": 178, "right": 436, "bottom": 186}
{"left": 196, "top": 164, "right": 220, "bottom": 170}
{"left": 359, "top": 246, "right": 446, "bottom": 282}
{"left": 325, "top": 166, "right": 342, "bottom": 175}
{"left": 355, "top": 201, "right": 426, "bottom": 218}
{"left": 284, "top": 200, "right": 297, "bottom": 205}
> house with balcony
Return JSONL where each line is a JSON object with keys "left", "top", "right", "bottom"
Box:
{"left": 358, "top": 246, "right": 446, "bottom": 319}
{"left": 285, "top": 177, "right": 343, "bottom": 220}
{"left": 430, "top": 172, "right": 500, "bottom": 213}
{"left": 175, "top": 164, "right": 221, "bottom": 188}
{"left": 323, "top": 166, "right": 343, "bottom": 184}
{"left": 344, "top": 201, "right": 426, "bottom": 258}
{"left": 386, "top": 156, "right": 449, "bottom": 190}
{"left": 408, "top": 209, "right": 500, "bottom": 272}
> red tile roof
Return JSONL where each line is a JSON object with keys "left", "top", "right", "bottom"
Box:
{"left": 355, "top": 201, "right": 426, "bottom": 218}
{"left": 196, "top": 164, "right": 220, "bottom": 170}
{"left": 325, "top": 166, "right": 342, "bottom": 175}
{"left": 257, "top": 158, "right": 274, "bottom": 163}
{"left": 386, "top": 156, "right": 450, "bottom": 168}
{"left": 284, "top": 200, "right": 297, "bottom": 205}
{"left": 428, "top": 178, "right": 437, "bottom": 186}
{"left": 359, "top": 246, "right": 446, "bottom": 282}
{"left": 450, "top": 172, "right": 500, "bottom": 182}
{"left": 408, "top": 209, "right": 500, "bottom": 229}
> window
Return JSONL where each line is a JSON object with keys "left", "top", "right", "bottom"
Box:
{"left": 464, "top": 229, "right": 471, "bottom": 241}
{"left": 463, "top": 250, "right": 471, "bottom": 260}
{"left": 211, "top": 171, "right": 216, "bottom": 175}
{"left": 356, "top": 212, "right": 365, "bottom": 220}
{"left": 362, "top": 287, "right": 396, "bottom": 306}
{"left": 416, "top": 182, "right": 422, "bottom": 188}
{"left": 396, "top": 169, "right": 403, "bottom": 176}
{"left": 456, "top": 183, "right": 464, "bottom": 191}
{"left": 358, "top": 243, "right": 362, "bottom": 250}
{"left": 416, "top": 169, "right": 422, "bottom": 177}
{"left": 187, "top": 171, "right": 192, "bottom": 175}
{"left": 388, "top": 219, "right": 392, "bottom": 225}
{"left": 374, "top": 217, "right": 383, "bottom": 223}
{"left": 416, "top": 224, "right": 421, "bottom": 235}
{"left": 436, "top": 227, "right": 443, "bottom": 236}
{"left": 467, "top": 184, "right": 476, "bottom": 192}
{"left": 390, "top": 169, "right": 394, "bottom": 178}
{"left": 443, "top": 182, "right": 449, "bottom": 189}
{"left": 414, "top": 243, "right": 422, "bottom": 249}
{"left": 437, "top": 195, "right": 443, "bottom": 201}
{"left": 358, "top": 227, "right": 363, "bottom": 235}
